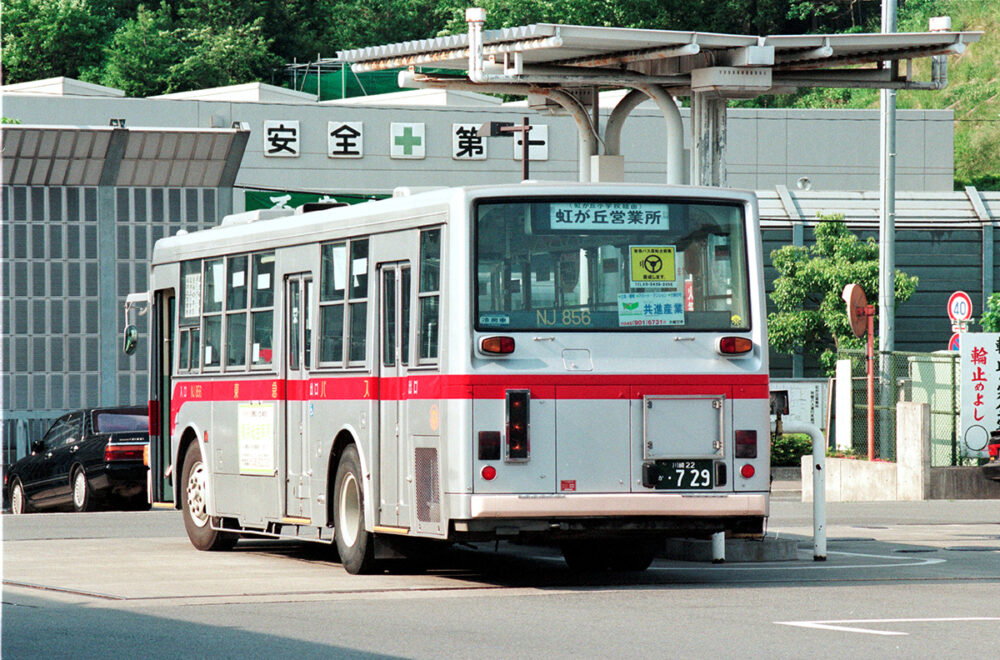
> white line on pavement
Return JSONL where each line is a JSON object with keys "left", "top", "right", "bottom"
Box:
{"left": 775, "top": 617, "right": 1000, "bottom": 636}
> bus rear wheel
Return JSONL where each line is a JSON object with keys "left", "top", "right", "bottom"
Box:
{"left": 333, "top": 445, "right": 378, "bottom": 574}
{"left": 181, "top": 443, "right": 237, "bottom": 551}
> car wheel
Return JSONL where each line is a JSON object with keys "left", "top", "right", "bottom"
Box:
{"left": 181, "top": 443, "right": 237, "bottom": 551}
{"left": 333, "top": 445, "right": 378, "bottom": 574}
{"left": 72, "top": 468, "right": 95, "bottom": 512}
{"left": 10, "top": 479, "right": 31, "bottom": 514}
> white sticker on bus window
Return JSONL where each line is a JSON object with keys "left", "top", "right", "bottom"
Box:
{"left": 258, "top": 273, "right": 271, "bottom": 291}
{"left": 211, "top": 262, "right": 224, "bottom": 302}
{"left": 629, "top": 245, "right": 677, "bottom": 288}
{"left": 252, "top": 343, "right": 260, "bottom": 362}
{"left": 184, "top": 273, "right": 202, "bottom": 318}
{"left": 479, "top": 314, "right": 510, "bottom": 327}
{"left": 549, "top": 202, "right": 669, "bottom": 231}
{"left": 232, "top": 270, "right": 245, "bottom": 288}
{"left": 204, "top": 345, "right": 213, "bottom": 364}
{"left": 238, "top": 402, "right": 275, "bottom": 475}
{"left": 617, "top": 291, "right": 684, "bottom": 327}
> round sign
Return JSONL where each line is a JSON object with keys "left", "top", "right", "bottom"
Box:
{"left": 947, "top": 290, "right": 972, "bottom": 322}
{"left": 948, "top": 332, "right": 960, "bottom": 351}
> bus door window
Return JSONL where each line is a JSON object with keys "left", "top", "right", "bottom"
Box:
{"left": 251, "top": 253, "right": 276, "bottom": 365}
{"left": 348, "top": 239, "right": 369, "bottom": 365}
{"left": 288, "top": 279, "right": 300, "bottom": 371}
{"left": 319, "top": 242, "right": 347, "bottom": 364}
{"left": 226, "top": 255, "right": 248, "bottom": 368}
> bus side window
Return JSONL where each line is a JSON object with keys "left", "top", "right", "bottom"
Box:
{"left": 251, "top": 253, "right": 275, "bottom": 366}
{"left": 418, "top": 228, "right": 441, "bottom": 362}
{"left": 226, "top": 255, "right": 248, "bottom": 367}
{"left": 320, "top": 242, "right": 346, "bottom": 364}
{"left": 178, "top": 259, "right": 201, "bottom": 373}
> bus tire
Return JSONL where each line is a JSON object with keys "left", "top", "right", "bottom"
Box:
{"left": 561, "top": 540, "right": 611, "bottom": 572}
{"left": 607, "top": 540, "right": 657, "bottom": 572}
{"left": 334, "top": 445, "right": 378, "bottom": 574}
{"left": 181, "top": 443, "right": 237, "bottom": 551}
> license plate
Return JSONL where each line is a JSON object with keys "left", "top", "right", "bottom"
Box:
{"left": 645, "top": 459, "right": 714, "bottom": 490}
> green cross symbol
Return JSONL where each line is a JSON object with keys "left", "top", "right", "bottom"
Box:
{"left": 394, "top": 126, "right": 422, "bottom": 155}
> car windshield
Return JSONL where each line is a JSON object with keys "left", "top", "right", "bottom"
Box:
{"left": 94, "top": 412, "right": 148, "bottom": 433}
{"left": 475, "top": 197, "right": 750, "bottom": 331}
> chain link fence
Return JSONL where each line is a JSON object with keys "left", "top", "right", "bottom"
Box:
{"left": 836, "top": 350, "right": 962, "bottom": 466}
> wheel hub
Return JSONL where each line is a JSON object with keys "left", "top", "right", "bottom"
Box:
{"left": 186, "top": 461, "right": 210, "bottom": 528}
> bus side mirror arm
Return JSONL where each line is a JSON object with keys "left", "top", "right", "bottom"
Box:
{"left": 123, "top": 291, "right": 151, "bottom": 356}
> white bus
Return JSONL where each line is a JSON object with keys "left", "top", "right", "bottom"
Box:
{"left": 132, "top": 183, "right": 770, "bottom": 573}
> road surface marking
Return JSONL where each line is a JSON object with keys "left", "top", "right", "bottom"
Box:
{"left": 775, "top": 616, "right": 1000, "bottom": 636}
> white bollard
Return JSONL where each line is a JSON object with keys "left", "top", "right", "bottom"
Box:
{"left": 711, "top": 531, "right": 726, "bottom": 563}
{"left": 773, "top": 418, "right": 827, "bottom": 561}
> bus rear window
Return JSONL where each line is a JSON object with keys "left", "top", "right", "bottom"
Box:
{"left": 475, "top": 198, "right": 750, "bottom": 331}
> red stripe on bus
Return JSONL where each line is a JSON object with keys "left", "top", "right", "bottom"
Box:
{"left": 169, "top": 373, "right": 768, "bottom": 432}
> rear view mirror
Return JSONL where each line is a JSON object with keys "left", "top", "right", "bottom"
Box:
{"left": 123, "top": 325, "right": 139, "bottom": 355}
{"left": 30, "top": 440, "right": 44, "bottom": 454}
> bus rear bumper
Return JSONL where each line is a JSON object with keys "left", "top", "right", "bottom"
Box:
{"left": 469, "top": 492, "right": 768, "bottom": 519}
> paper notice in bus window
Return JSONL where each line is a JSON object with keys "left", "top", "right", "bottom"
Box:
{"left": 479, "top": 314, "right": 510, "bottom": 327}
{"left": 629, "top": 245, "right": 676, "bottom": 288}
{"left": 239, "top": 402, "right": 275, "bottom": 475}
{"left": 204, "top": 345, "right": 213, "bottom": 364}
{"left": 232, "top": 270, "right": 245, "bottom": 288}
{"left": 211, "top": 262, "right": 224, "bottom": 303}
{"left": 258, "top": 273, "right": 271, "bottom": 291}
{"left": 252, "top": 343, "right": 260, "bottom": 362}
{"left": 617, "top": 291, "right": 684, "bottom": 327}
{"left": 184, "top": 273, "right": 202, "bottom": 318}
{"left": 549, "top": 202, "right": 669, "bottom": 231}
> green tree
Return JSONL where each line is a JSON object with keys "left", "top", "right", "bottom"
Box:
{"left": 1, "top": 0, "right": 116, "bottom": 84}
{"left": 767, "top": 216, "right": 918, "bottom": 374}
{"left": 166, "top": 20, "right": 283, "bottom": 92}
{"left": 99, "top": 3, "right": 180, "bottom": 97}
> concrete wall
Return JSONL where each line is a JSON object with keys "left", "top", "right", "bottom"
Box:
{"left": 800, "top": 401, "right": 1000, "bottom": 501}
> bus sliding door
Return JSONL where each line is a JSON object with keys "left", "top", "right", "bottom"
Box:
{"left": 151, "top": 290, "right": 174, "bottom": 504}
{"left": 377, "top": 263, "right": 411, "bottom": 528}
{"left": 284, "top": 274, "right": 313, "bottom": 520}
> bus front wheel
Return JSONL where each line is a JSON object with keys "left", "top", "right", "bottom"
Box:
{"left": 181, "top": 443, "right": 237, "bottom": 551}
{"left": 333, "top": 445, "right": 378, "bottom": 574}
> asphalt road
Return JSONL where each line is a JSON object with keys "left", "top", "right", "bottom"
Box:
{"left": 3, "top": 500, "right": 999, "bottom": 659}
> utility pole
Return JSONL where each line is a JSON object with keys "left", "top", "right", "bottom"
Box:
{"left": 878, "top": 0, "right": 898, "bottom": 453}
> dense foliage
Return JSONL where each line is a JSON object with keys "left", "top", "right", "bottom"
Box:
{"left": 1, "top": 0, "right": 995, "bottom": 186}
{"left": 767, "top": 217, "right": 919, "bottom": 375}
{"left": 771, "top": 433, "right": 814, "bottom": 467}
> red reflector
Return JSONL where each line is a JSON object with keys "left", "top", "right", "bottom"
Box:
{"left": 481, "top": 465, "right": 497, "bottom": 480}
{"left": 740, "top": 464, "right": 755, "bottom": 479}
{"left": 719, "top": 336, "right": 753, "bottom": 354}
{"left": 148, "top": 399, "right": 160, "bottom": 436}
{"left": 481, "top": 336, "right": 515, "bottom": 354}
{"left": 735, "top": 430, "right": 757, "bottom": 458}
{"left": 105, "top": 444, "right": 146, "bottom": 461}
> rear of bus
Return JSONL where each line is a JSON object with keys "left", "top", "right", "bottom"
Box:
{"left": 452, "top": 185, "right": 769, "bottom": 560}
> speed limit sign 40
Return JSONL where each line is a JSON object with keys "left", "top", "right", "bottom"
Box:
{"left": 947, "top": 290, "right": 972, "bottom": 322}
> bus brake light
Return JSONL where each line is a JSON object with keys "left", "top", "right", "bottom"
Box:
{"left": 481, "top": 336, "right": 515, "bottom": 354}
{"left": 505, "top": 390, "right": 530, "bottom": 462}
{"left": 718, "top": 337, "right": 753, "bottom": 354}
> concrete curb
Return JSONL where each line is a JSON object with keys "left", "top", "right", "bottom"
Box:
{"left": 662, "top": 536, "right": 800, "bottom": 563}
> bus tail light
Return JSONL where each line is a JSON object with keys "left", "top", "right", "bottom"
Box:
{"left": 505, "top": 390, "right": 530, "bottom": 462}
{"left": 481, "top": 465, "right": 497, "bottom": 480}
{"left": 148, "top": 399, "right": 160, "bottom": 436}
{"left": 740, "top": 464, "right": 756, "bottom": 479}
{"left": 481, "top": 336, "right": 515, "bottom": 354}
{"left": 735, "top": 430, "right": 757, "bottom": 458}
{"left": 718, "top": 337, "right": 753, "bottom": 354}
{"left": 105, "top": 444, "right": 146, "bottom": 462}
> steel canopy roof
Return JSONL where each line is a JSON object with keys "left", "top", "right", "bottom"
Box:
{"left": 339, "top": 22, "right": 981, "bottom": 91}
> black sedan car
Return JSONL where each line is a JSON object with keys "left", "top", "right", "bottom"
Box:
{"left": 5, "top": 406, "right": 149, "bottom": 514}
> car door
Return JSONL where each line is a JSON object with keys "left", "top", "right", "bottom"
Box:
{"left": 33, "top": 412, "right": 84, "bottom": 504}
